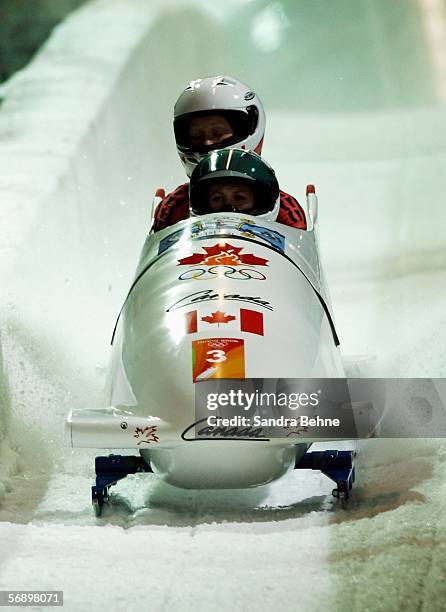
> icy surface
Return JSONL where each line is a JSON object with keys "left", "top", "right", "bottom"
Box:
{"left": 1, "top": 0, "right": 446, "bottom": 611}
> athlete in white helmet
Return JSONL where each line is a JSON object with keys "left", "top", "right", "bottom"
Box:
{"left": 173, "top": 75, "right": 266, "bottom": 177}
{"left": 152, "top": 75, "right": 306, "bottom": 232}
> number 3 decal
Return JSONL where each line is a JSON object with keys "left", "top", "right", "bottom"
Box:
{"left": 206, "top": 349, "right": 227, "bottom": 363}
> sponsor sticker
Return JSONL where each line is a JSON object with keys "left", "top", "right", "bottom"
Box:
{"left": 238, "top": 223, "right": 285, "bottom": 252}
{"left": 158, "top": 228, "right": 185, "bottom": 255}
{"left": 158, "top": 220, "right": 284, "bottom": 255}
{"left": 190, "top": 221, "right": 205, "bottom": 234}
{"left": 192, "top": 338, "right": 245, "bottom": 382}
{"left": 158, "top": 224, "right": 202, "bottom": 255}
{"left": 189, "top": 219, "right": 285, "bottom": 252}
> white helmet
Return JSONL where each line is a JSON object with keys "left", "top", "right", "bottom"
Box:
{"left": 173, "top": 75, "right": 266, "bottom": 177}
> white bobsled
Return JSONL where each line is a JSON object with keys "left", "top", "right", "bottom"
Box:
{"left": 67, "top": 195, "right": 347, "bottom": 492}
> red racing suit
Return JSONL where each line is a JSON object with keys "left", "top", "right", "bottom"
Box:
{"left": 152, "top": 183, "right": 307, "bottom": 233}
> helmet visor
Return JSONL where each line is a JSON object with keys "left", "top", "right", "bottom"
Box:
{"left": 190, "top": 177, "right": 275, "bottom": 217}
{"left": 174, "top": 109, "right": 257, "bottom": 153}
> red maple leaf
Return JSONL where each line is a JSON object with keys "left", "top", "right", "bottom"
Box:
{"left": 177, "top": 243, "right": 268, "bottom": 267}
{"left": 201, "top": 311, "right": 236, "bottom": 325}
{"left": 134, "top": 425, "right": 159, "bottom": 444}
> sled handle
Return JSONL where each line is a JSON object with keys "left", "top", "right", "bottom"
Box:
{"left": 306, "top": 184, "right": 318, "bottom": 230}
{"left": 149, "top": 188, "right": 165, "bottom": 232}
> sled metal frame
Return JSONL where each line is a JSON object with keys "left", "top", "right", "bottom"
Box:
{"left": 92, "top": 454, "right": 153, "bottom": 517}
{"left": 92, "top": 449, "right": 355, "bottom": 515}
{"left": 294, "top": 449, "right": 355, "bottom": 506}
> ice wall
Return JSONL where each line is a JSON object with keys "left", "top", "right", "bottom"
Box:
{"left": 0, "top": 0, "right": 235, "bottom": 484}
{"left": 0, "top": 0, "right": 88, "bottom": 83}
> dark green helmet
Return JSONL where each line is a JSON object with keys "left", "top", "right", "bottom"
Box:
{"left": 189, "top": 148, "right": 280, "bottom": 220}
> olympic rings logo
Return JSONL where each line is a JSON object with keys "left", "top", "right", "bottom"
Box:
{"left": 178, "top": 266, "right": 267, "bottom": 281}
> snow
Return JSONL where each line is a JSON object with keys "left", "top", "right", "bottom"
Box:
{"left": 1, "top": 0, "right": 446, "bottom": 610}
{"left": 1, "top": 443, "right": 446, "bottom": 611}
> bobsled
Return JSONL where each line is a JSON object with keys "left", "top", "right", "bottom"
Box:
{"left": 67, "top": 187, "right": 356, "bottom": 515}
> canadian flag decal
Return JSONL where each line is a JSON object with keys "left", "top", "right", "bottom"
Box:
{"left": 185, "top": 308, "right": 263, "bottom": 336}
{"left": 185, "top": 310, "right": 198, "bottom": 334}
{"left": 177, "top": 243, "right": 268, "bottom": 267}
{"left": 201, "top": 311, "right": 236, "bottom": 325}
{"left": 240, "top": 308, "right": 264, "bottom": 335}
